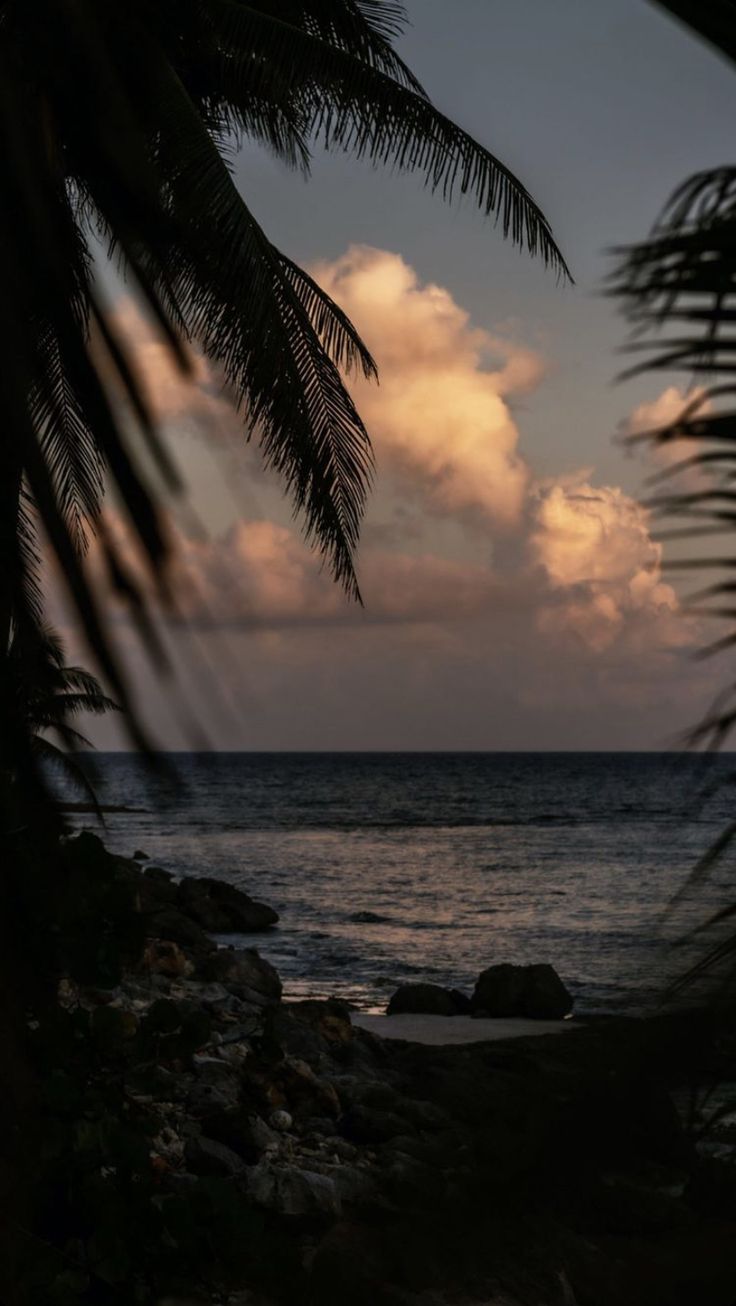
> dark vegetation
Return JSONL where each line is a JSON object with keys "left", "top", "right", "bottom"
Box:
{"left": 613, "top": 0, "right": 736, "bottom": 996}
{"left": 0, "top": 2, "right": 571, "bottom": 1302}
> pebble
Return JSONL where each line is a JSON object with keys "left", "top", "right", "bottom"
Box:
{"left": 270, "top": 1109, "right": 293, "bottom": 1132}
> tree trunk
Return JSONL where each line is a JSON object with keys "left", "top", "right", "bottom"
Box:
{"left": 0, "top": 449, "right": 44, "bottom": 1303}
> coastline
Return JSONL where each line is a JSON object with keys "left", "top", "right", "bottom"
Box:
{"left": 40, "top": 830, "right": 736, "bottom": 1305}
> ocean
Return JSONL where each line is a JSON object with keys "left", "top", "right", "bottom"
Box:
{"left": 61, "top": 752, "right": 736, "bottom": 1016}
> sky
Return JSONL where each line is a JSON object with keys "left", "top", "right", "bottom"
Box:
{"left": 61, "top": 0, "right": 736, "bottom": 750}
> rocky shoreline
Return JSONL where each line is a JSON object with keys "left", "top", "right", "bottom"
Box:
{"left": 49, "top": 834, "right": 736, "bottom": 1306}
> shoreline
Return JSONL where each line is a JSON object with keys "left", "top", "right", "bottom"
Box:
{"left": 353, "top": 1011, "right": 581, "bottom": 1044}
{"left": 44, "top": 831, "right": 736, "bottom": 1305}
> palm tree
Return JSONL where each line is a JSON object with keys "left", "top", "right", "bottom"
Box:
{"left": 612, "top": 0, "right": 736, "bottom": 991}
{"left": 0, "top": 12, "right": 571, "bottom": 1294}
{"left": 0, "top": 0, "right": 569, "bottom": 776}
{"left": 7, "top": 624, "right": 118, "bottom": 808}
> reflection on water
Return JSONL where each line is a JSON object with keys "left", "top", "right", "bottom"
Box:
{"left": 60, "top": 752, "right": 736, "bottom": 1014}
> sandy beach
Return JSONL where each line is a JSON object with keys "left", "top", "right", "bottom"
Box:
{"left": 353, "top": 1012, "right": 581, "bottom": 1045}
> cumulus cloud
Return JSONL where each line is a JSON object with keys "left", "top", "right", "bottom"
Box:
{"left": 312, "top": 246, "right": 542, "bottom": 529}
{"left": 529, "top": 476, "right": 680, "bottom": 651}
{"left": 621, "top": 385, "right": 711, "bottom": 490}
{"left": 56, "top": 250, "right": 710, "bottom": 748}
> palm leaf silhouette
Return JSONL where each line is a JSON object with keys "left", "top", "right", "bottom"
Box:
{"left": 0, "top": 0, "right": 569, "bottom": 780}
{"left": 613, "top": 1, "right": 736, "bottom": 995}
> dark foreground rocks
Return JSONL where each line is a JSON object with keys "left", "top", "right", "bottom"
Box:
{"left": 49, "top": 833, "right": 736, "bottom": 1306}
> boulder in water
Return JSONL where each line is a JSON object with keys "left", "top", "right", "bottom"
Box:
{"left": 178, "top": 876, "right": 279, "bottom": 932}
{"left": 471, "top": 962, "right": 572, "bottom": 1020}
{"left": 386, "top": 982, "right": 465, "bottom": 1017}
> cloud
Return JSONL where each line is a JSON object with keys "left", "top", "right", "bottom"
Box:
{"left": 529, "top": 476, "right": 680, "bottom": 651}
{"left": 53, "top": 250, "right": 711, "bottom": 749}
{"left": 128, "top": 517, "right": 500, "bottom": 628}
{"left": 621, "top": 385, "right": 711, "bottom": 491}
{"left": 311, "top": 246, "right": 543, "bottom": 529}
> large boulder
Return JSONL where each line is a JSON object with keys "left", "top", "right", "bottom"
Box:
{"left": 471, "top": 962, "right": 573, "bottom": 1020}
{"left": 178, "top": 876, "right": 279, "bottom": 932}
{"left": 386, "top": 983, "right": 464, "bottom": 1017}
{"left": 523, "top": 963, "right": 574, "bottom": 1020}
{"left": 198, "top": 946, "right": 282, "bottom": 1004}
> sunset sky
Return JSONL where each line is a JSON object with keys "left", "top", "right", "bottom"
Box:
{"left": 65, "top": 0, "right": 736, "bottom": 750}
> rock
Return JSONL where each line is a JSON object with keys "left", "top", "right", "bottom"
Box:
{"left": 192, "top": 1054, "right": 239, "bottom": 1085}
{"left": 218, "top": 1017, "right": 264, "bottom": 1044}
{"left": 267, "top": 1001, "right": 353, "bottom": 1065}
{"left": 198, "top": 947, "right": 282, "bottom": 1004}
{"left": 188, "top": 1080, "right": 241, "bottom": 1116}
{"left": 386, "top": 983, "right": 463, "bottom": 1017}
{"left": 145, "top": 908, "right": 217, "bottom": 956}
{"left": 523, "top": 963, "right": 574, "bottom": 1020}
{"left": 184, "top": 1135, "right": 245, "bottom": 1177}
{"left": 302, "top": 1117, "right": 338, "bottom": 1138}
{"left": 270, "top": 1109, "right": 293, "bottom": 1132}
{"left": 150, "top": 1125, "right": 185, "bottom": 1167}
{"left": 198, "top": 1109, "right": 278, "bottom": 1162}
{"left": 249, "top": 1115, "right": 281, "bottom": 1155}
{"left": 133, "top": 849, "right": 149, "bottom": 861}
{"left": 140, "top": 866, "right": 179, "bottom": 909}
{"left": 176, "top": 980, "right": 232, "bottom": 1011}
{"left": 448, "top": 987, "right": 472, "bottom": 1015}
{"left": 325, "top": 1163, "right": 378, "bottom": 1206}
{"left": 332, "top": 1139, "right": 358, "bottom": 1163}
{"left": 332, "top": 1077, "right": 399, "bottom": 1111}
{"left": 281, "top": 1058, "right": 341, "bottom": 1118}
{"left": 246, "top": 1161, "right": 341, "bottom": 1217}
{"left": 178, "top": 876, "right": 279, "bottom": 933}
{"left": 471, "top": 962, "right": 573, "bottom": 1019}
{"left": 338, "top": 1106, "right": 409, "bottom": 1145}
{"left": 471, "top": 963, "right": 529, "bottom": 1017}
{"left": 141, "top": 940, "right": 192, "bottom": 978}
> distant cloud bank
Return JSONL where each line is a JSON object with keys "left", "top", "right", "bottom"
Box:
{"left": 56, "top": 251, "right": 715, "bottom": 748}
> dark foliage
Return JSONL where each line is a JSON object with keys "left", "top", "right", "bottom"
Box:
{"left": 614, "top": 2, "right": 736, "bottom": 994}
{"left": 0, "top": 0, "right": 569, "bottom": 778}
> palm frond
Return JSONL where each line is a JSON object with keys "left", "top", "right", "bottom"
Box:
{"left": 201, "top": 1, "right": 570, "bottom": 275}
{"left": 652, "top": 1, "right": 736, "bottom": 69}
{"left": 611, "top": 159, "right": 736, "bottom": 994}
{"left": 140, "top": 43, "right": 375, "bottom": 595}
{"left": 0, "top": 0, "right": 568, "bottom": 781}
{"left": 30, "top": 735, "right": 102, "bottom": 817}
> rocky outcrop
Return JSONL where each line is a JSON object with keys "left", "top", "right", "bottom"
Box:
{"left": 178, "top": 876, "right": 279, "bottom": 933}
{"left": 471, "top": 962, "right": 573, "bottom": 1020}
{"left": 55, "top": 833, "right": 736, "bottom": 1306}
{"left": 386, "top": 983, "right": 468, "bottom": 1017}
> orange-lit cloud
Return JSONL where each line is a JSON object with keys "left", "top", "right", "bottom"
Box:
{"left": 529, "top": 476, "right": 681, "bottom": 651}
{"left": 312, "top": 247, "right": 541, "bottom": 529}
{"left": 51, "top": 251, "right": 715, "bottom": 749}
{"left": 622, "top": 385, "right": 711, "bottom": 491}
